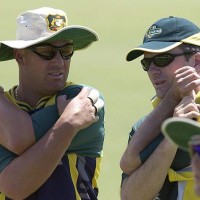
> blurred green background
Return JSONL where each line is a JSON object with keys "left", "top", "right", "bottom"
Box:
{"left": 1, "top": 0, "right": 200, "bottom": 199}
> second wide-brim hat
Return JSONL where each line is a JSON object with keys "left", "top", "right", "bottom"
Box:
{"left": 162, "top": 117, "right": 200, "bottom": 152}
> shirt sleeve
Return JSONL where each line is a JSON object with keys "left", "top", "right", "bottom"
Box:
{"left": 121, "top": 116, "right": 164, "bottom": 184}
{"left": 127, "top": 116, "right": 164, "bottom": 163}
{"left": 0, "top": 145, "right": 17, "bottom": 172}
{"left": 31, "top": 105, "right": 59, "bottom": 141}
{"left": 139, "top": 134, "right": 164, "bottom": 163}
{"left": 31, "top": 84, "right": 83, "bottom": 140}
{"left": 0, "top": 85, "right": 105, "bottom": 173}
{"left": 31, "top": 84, "right": 105, "bottom": 157}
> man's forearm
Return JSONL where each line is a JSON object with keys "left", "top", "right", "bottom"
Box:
{"left": 120, "top": 95, "right": 179, "bottom": 174}
{"left": 132, "top": 95, "right": 179, "bottom": 151}
{"left": 0, "top": 94, "right": 35, "bottom": 154}
{"left": 0, "top": 85, "right": 83, "bottom": 155}
{"left": 121, "top": 139, "right": 177, "bottom": 200}
{"left": 0, "top": 87, "right": 98, "bottom": 199}
{"left": 0, "top": 116, "right": 77, "bottom": 200}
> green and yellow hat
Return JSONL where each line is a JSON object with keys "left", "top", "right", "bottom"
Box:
{"left": 126, "top": 16, "right": 200, "bottom": 62}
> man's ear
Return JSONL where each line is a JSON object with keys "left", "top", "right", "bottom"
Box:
{"left": 14, "top": 49, "right": 25, "bottom": 64}
{"left": 193, "top": 52, "right": 200, "bottom": 73}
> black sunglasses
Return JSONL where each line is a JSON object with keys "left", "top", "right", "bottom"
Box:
{"left": 141, "top": 52, "right": 194, "bottom": 71}
{"left": 29, "top": 43, "right": 74, "bottom": 60}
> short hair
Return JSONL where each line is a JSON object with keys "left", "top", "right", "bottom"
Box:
{"left": 180, "top": 43, "right": 200, "bottom": 61}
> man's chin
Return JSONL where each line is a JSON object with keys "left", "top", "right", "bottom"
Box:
{"left": 47, "top": 86, "right": 65, "bottom": 95}
{"left": 156, "top": 92, "right": 165, "bottom": 99}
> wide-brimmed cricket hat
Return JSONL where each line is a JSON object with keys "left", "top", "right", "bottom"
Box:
{"left": 126, "top": 16, "right": 200, "bottom": 61}
{"left": 0, "top": 7, "right": 99, "bottom": 61}
{"left": 161, "top": 117, "right": 200, "bottom": 152}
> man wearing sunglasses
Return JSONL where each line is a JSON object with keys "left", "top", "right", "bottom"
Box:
{"left": 120, "top": 16, "right": 200, "bottom": 200}
{"left": 159, "top": 31, "right": 200, "bottom": 197}
{"left": 0, "top": 7, "right": 105, "bottom": 200}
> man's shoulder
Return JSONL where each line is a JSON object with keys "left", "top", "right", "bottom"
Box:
{"left": 58, "top": 83, "right": 83, "bottom": 99}
{"left": 4, "top": 86, "right": 20, "bottom": 106}
{"left": 61, "top": 83, "right": 104, "bottom": 100}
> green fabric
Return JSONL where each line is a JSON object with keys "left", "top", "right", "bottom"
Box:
{"left": 0, "top": 85, "right": 105, "bottom": 172}
{"left": 0, "top": 146, "right": 17, "bottom": 172}
{"left": 131, "top": 117, "right": 190, "bottom": 170}
{"left": 32, "top": 106, "right": 105, "bottom": 157}
{"left": 162, "top": 118, "right": 200, "bottom": 152}
{"left": 32, "top": 84, "right": 105, "bottom": 157}
{"left": 121, "top": 117, "right": 191, "bottom": 200}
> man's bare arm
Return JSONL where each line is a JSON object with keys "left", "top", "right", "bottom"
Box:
{"left": 121, "top": 139, "right": 177, "bottom": 200}
{"left": 0, "top": 92, "right": 35, "bottom": 154}
{"left": 120, "top": 93, "right": 179, "bottom": 174}
{"left": 0, "top": 88, "right": 98, "bottom": 200}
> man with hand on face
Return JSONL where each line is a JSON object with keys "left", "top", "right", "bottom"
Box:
{"left": 161, "top": 32, "right": 200, "bottom": 197}
{"left": 120, "top": 16, "right": 200, "bottom": 200}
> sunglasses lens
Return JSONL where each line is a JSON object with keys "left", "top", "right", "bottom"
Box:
{"left": 33, "top": 46, "right": 55, "bottom": 60}
{"left": 60, "top": 44, "right": 74, "bottom": 59}
{"left": 141, "top": 59, "right": 151, "bottom": 71}
{"left": 30, "top": 44, "right": 74, "bottom": 60}
{"left": 154, "top": 54, "right": 174, "bottom": 67}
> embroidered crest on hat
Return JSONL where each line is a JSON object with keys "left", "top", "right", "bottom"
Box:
{"left": 145, "top": 25, "right": 162, "bottom": 38}
{"left": 47, "top": 14, "right": 66, "bottom": 31}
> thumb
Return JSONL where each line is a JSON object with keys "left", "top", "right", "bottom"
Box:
{"left": 57, "top": 95, "right": 69, "bottom": 116}
{"left": 57, "top": 95, "right": 67, "bottom": 102}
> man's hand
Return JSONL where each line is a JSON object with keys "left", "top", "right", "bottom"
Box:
{"left": 174, "top": 66, "right": 200, "bottom": 99}
{"left": 57, "top": 87, "right": 104, "bottom": 133}
{"left": 173, "top": 95, "right": 200, "bottom": 120}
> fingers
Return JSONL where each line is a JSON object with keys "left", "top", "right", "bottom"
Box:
{"left": 173, "top": 96, "right": 200, "bottom": 119}
{"left": 59, "top": 87, "right": 104, "bottom": 118}
{"left": 176, "top": 112, "right": 200, "bottom": 119}
{"left": 174, "top": 104, "right": 199, "bottom": 117}
{"left": 175, "top": 66, "right": 197, "bottom": 76}
{"left": 87, "top": 88, "right": 104, "bottom": 116}
{"left": 181, "top": 80, "right": 200, "bottom": 95}
{"left": 56, "top": 86, "right": 104, "bottom": 135}
{"left": 174, "top": 66, "right": 200, "bottom": 97}
{"left": 87, "top": 89, "right": 99, "bottom": 105}
{"left": 93, "top": 98, "right": 104, "bottom": 114}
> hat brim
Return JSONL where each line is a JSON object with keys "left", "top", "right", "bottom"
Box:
{"left": 0, "top": 25, "right": 99, "bottom": 61}
{"left": 182, "top": 32, "right": 200, "bottom": 46}
{"left": 161, "top": 117, "right": 200, "bottom": 152}
{"left": 126, "top": 41, "right": 182, "bottom": 61}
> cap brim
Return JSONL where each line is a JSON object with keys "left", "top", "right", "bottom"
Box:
{"left": 0, "top": 25, "right": 99, "bottom": 61}
{"left": 161, "top": 117, "right": 200, "bottom": 152}
{"left": 182, "top": 32, "right": 200, "bottom": 46}
{"left": 126, "top": 41, "right": 182, "bottom": 61}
